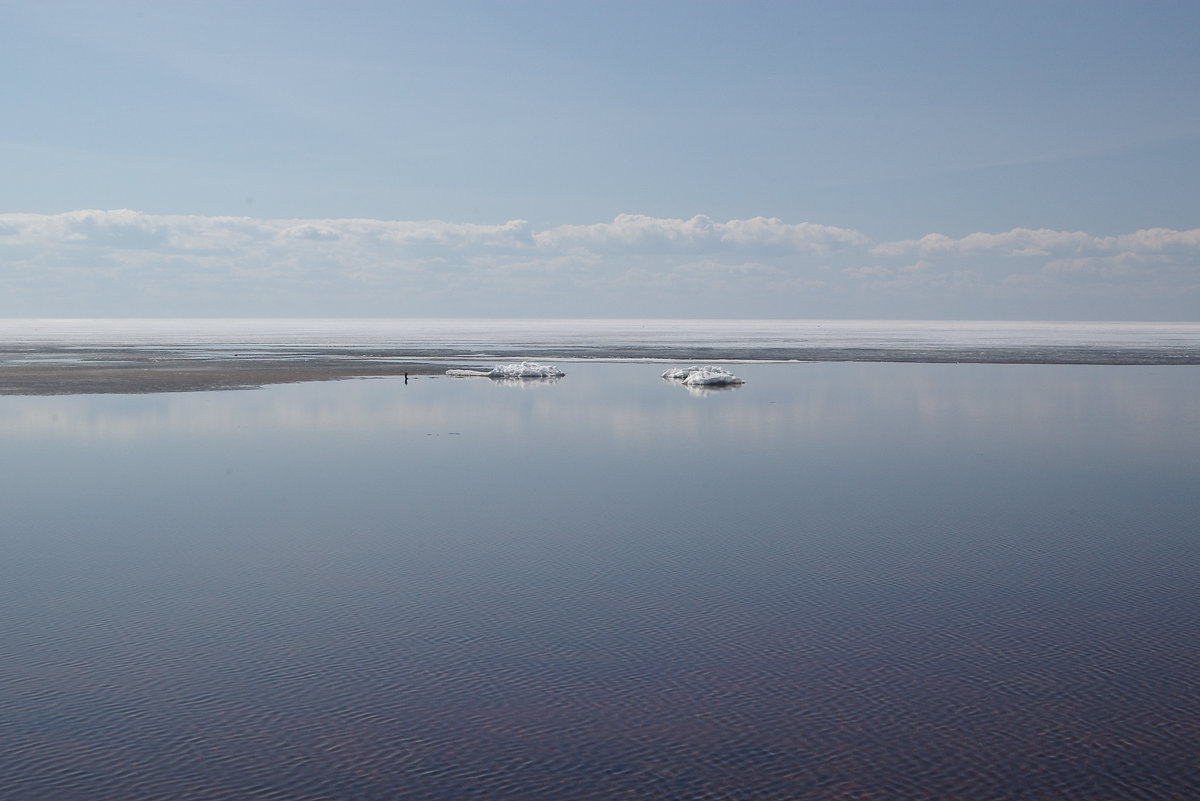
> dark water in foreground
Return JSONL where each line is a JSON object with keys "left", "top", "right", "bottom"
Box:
{"left": 1, "top": 362, "right": 1198, "bottom": 800}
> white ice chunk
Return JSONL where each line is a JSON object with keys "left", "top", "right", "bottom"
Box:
{"left": 447, "top": 361, "right": 565, "bottom": 379}
{"left": 661, "top": 365, "right": 746, "bottom": 386}
{"left": 489, "top": 362, "right": 565, "bottom": 378}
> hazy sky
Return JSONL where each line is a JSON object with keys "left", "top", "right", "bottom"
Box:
{"left": 2, "top": 1, "right": 1198, "bottom": 319}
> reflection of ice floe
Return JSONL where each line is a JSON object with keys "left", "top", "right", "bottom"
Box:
{"left": 681, "top": 382, "right": 742, "bottom": 397}
{"left": 447, "top": 362, "right": 566, "bottom": 380}
{"left": 662, "top": 365, "right": 746, "bottom": 387}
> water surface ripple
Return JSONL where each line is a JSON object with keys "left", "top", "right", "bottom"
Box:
{"left": 1, "top": 362, "right": 1197, "bottom": 799}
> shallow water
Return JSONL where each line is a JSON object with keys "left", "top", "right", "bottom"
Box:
{"left": 2, "top": 362, "right": 1198, "bottom": 799}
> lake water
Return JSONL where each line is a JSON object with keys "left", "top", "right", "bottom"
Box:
{"left": 2, "top": 361, "right": 1198, "bottom": 799}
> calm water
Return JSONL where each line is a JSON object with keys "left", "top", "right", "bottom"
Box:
{"left": 2, "top": 362, "right": 1198, "bottom": 799}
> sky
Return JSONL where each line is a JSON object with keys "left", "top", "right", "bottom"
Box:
{"left": 1, "top": 0, "right": 1198, "bottom": 320}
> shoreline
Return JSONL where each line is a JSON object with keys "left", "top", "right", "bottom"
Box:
{"left": 2, "top": 343, "right": 1198, "bottom": 395}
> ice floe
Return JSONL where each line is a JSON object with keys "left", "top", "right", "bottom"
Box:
{"left": 661, "top": 365, "right": 746, "bottom": 386}
{"left": 446, "top": 362, "right": 566, "bottom": 380}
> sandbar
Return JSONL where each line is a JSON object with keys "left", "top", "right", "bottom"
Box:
{"left": 0, "top": 348, "right": 457, "bottom": 395}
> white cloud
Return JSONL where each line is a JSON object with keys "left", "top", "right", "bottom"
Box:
{"left": 872, "top": 226, "right": 1200, "bottom": 262}
{"left": 0, "top": 211, "right": 1196, "bottom": 318}
{"left": 534, "top": 213, "right": 867, "bottom": 255}
{"left": 1110, "top": 228, "right": 1200, "bottom": 254}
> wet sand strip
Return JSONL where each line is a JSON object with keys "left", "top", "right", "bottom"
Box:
{"left": 0, "top": 353, "right": 456, "bottom": 395}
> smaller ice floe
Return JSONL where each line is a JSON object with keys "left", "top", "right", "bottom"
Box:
{"left": 446, "top": 361, "right": 566, "bottom": 380}
{"left": 661, "top": 365, "right": 746, "bottom": 386}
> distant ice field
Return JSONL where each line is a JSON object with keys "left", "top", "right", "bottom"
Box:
{"left": 1, "top": 318, "right": 1198, "bottom": 364}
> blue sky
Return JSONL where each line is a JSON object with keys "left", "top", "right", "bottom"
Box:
{"left": 2, "top": 1, "right": 1198, "bottom": 319}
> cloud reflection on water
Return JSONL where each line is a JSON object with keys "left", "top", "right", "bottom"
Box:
{"left": 0, "top": 365, "right": 1195, "bottom": 465}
